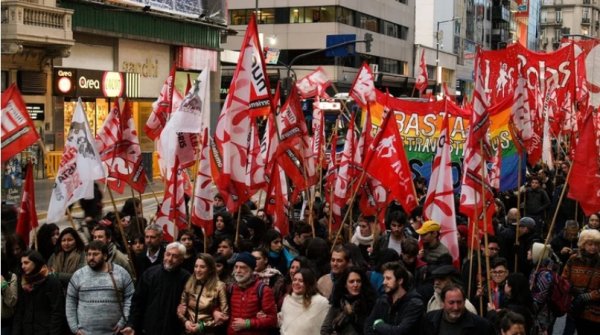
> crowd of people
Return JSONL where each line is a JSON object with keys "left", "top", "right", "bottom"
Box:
{"left": 1, "top": 164, "right": 600, "bottom": 335}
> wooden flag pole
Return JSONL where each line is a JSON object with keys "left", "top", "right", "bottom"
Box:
{"left": 534, "top": 161, "right": 574, "bottom": 274}
{"left": 65, "top": 207, "right": 79, "bottom": 232}
{"left": 145, "top": 181, "right": 162, "bottom": 207}
{"left": 331, "top": 169, "right": 367, "bottom": 252}
{"left": 106, "top": 186, "right": 138, "bottom": 281}
{"left": 235, "top": 206, "right": 243, "bottom": 247}
{"left": 466, "top": 219, "right": 477, "bottom": 301}
{"left": 479, "top": 139, "right": 493, "bottom": 307}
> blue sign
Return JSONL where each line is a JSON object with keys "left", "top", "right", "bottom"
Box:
{"left": 325, "top": 34, "right": 356, "bottom": 57}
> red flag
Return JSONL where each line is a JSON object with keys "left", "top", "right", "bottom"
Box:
{"left": 311, "top": 99, "right": 326, "bottom": 168}
{"left": 415, "top": 50, "right": 428, "bottom": 95}
{"left": 363, "top": 110, "right": 417, "bottom": 214}
{"left": 324, "top": 132, "right": 339, "bottom": 206}
{"left": 145, "top": 66, "right": 176, "bottom": 140}
{"left": 352, "top": 106, "right": 374, "bottom": 194}
{"left": 214, "top": 14, "right": 272, "bottom": 211}
{"left": 509, "top": 76, "right": 535, "bottom": 155}
{"left": 96, "top": 100, "right": 148, "bottom": 193}
{"left": 350, "top": 63, "right": 377, "bottom": 107}
{"left": 423, "top": 112, "right": 459, "bottom": 267}
{"left": 296, "top": 67, "right": 331, "bottom": 99}
{"left": 568, "top": 111, "right": 600, "bottom": 215}
{"left": 156, "top": 157, "right": 187, "bottom": 242}
{"left": 191, "top": 129, "right": 214, "bottom": 236}
{"left": 460, "top": 54, "right": 496, "bottom": 242}
{"left": 332, "top": 114, "right": 357, "bottom": 227}
{"left": 265, "top": 162, "right": 289, "bottom": 236}
{"left": 1, "top": 84, "right": 40, "bottom": 163}
{"left": 16, "top": 162, "right": 38, "bottom": 246}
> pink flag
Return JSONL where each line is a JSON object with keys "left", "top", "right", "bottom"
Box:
{"left": 296, "top": 67, "right": 331, "bottom": 99}
{"left": 191, "top": 129, "right": 214, "bottom": 236}
{"left": 424, "top": 112, "right": 459, "bottom": 267}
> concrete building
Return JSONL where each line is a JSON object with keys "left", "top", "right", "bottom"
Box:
{"left": 540, "top": 0, "right": 600, "bottom": 51}
{"left": 223, "top": 0, "right": 417, "bottom": 96}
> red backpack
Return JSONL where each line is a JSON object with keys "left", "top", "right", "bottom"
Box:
{"left": 548, "top": 272, "right": 572, "bottom": 317}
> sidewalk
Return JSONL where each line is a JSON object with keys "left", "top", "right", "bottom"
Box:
{"left": 33, "top": 178, "right": 165, "bottom": 221}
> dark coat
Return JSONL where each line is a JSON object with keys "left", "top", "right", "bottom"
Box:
{"left": 127, "top": 264, "right": 190, "bottom": 335}
{"left": 421, "top": 309, "right": 495, "bottom": 335}
{"left": 12, "top": 275, "right": 65, "bottom": 335}
{"left": 364, "top": 290, "right": 424, "bottom": 335}
{"left": 134, "top": 246, "right": 165, "bottom": 278}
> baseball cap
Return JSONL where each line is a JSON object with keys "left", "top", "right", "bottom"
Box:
{"left": 416, "top": 220, "right": 441, "bottom": 235}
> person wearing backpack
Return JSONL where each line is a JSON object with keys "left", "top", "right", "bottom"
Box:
{"left": 530, "top": 257, "right": 562, "bottom": 335}
{"left": 561, "top": 229, "right": 600, "bottom": 335}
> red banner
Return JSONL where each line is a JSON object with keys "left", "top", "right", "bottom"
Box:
{"left": 1, "top": 84, "right": 40, "bottom": 162}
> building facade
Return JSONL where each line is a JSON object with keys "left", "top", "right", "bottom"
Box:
{"left": 540, "top": 0, "right": 600, "bottom": 51}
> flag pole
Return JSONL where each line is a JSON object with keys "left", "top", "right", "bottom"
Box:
{"left": 514, "top": 153, "right": 523, "bottom": 272}
{"left": 331, "top": 169, "right": 367, "bottom": 252}
{"left": 478, "top": 139, "right": 493, "bottom": 307}
{"left": 145, "top": 181, "right": 162, "bottom": 206}
{"left": 466, "top": 219, "right": 477, "bottom": 301}
{"left": 106, "top": 186, "right": 138, "bottom": 281}
{"left": 329, "top": 83, "right": 352, "bottom": 122}
{"left": 327, "top": 181, "right": 335, "bottom": 237}
{"left": 235, "top": 205, "right": 243, "bottom": 247}
{"left": 534, "top": 161, "right": 574, "bottom": 274}
{"left": 32, "top": 225, "right": 39, "bottom": 251}
{"left": 475, "top": 225, "right": 484, "bottom": 316}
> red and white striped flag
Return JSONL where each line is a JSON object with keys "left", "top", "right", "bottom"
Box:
{"left": 156, "top": 156, "right": 187, "bottom": 242}
{"left": 424, "top": 112, "right": 459, "bottom": 267}
{"left": 265, "top": 161, "right": 289, "bottom": 236}
{"left": 332, "top": 114, "right": 357, "bottom": 228}
{"left": 145, "top": 66, "right": 176, "bottom": 140}
{"left": 191, "top": 128, "right": 214, "bottom": 236}
{"left": 296, "top": 67, "right": 331, "bottom": 99}
{"left": 1, "top": 84, "right": 40, "bottom": 163}
{"left": 350, "top": 63, "right": 377, "bottom": 107}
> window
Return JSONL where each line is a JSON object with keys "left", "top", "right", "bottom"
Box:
{"left": 556, "top": 10, "right": 562, "bottom": 23}
{"left": 358, "top": 13, "right": 378, "bottom": 32}
{"left": 336, "top": 7, "right": 354, "bottom": 25}
{"left": 290, "top": 8, "right": 305, "bottom": 23}
{"left": 257, "top": 8, "right": 275, "bottom": 24}
{"left": 230, "top": 9, "right": 249, "bottom": 25}
{"left": 382, "top": 21, "right": 398, "bottom": 38}
{"left": 380, "top": 58, "right": 398, "bottom": 74}
{"left": 400, "top": 61, "right": 408, "bottom": 75}
{"left": 319, "top": 7, "right": 336, "bottom": 22}
{"left": 583, "top": 7, "right": 590, "bottom": 19}
{"left": 399, "top": 26, "right": 409, "bottom": 40}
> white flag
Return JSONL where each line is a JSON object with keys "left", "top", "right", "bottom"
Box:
{"left": 47, "top": 99, "right": 105, "bottom": 223}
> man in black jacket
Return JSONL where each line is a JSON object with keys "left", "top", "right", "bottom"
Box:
{"left": 421, "top": 283, "right": 495, "bottom": 335}
{"left": 364, "top": 261, "right": 424, "bottom": 335}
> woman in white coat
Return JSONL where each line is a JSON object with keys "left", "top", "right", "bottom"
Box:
{"left": 279, "top": 268, "right": 330, "bottom": 335}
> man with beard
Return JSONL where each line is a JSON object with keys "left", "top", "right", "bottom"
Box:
{"left": 426, "top": 265, "right": 477, "bottom": 314}
{"left": 364, "top": 261, "right": 424, "bottom": 335}
{"left": 227, "top": 252, "right": 277, "bottom": 335}
{"left": 317, "top": 245, "right": 350, "bottom": 298}
{"left": 122, "top": 242, "right": 190, "bottom": 335}
{"left": 134, "top": 224, "right": 165, "bottom": 278}
{"left": 66, "top": 240, "right": 135, "bottom": 335}
{"left": 422, "top": 283, "right": 494, "bottom": 335}
{"left": 92, "top": 225, "right": 134, "bottom": 277}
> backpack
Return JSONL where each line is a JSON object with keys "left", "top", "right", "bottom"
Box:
{"left": 548, "top": 272, "right": 572, "bottom": 317}
{"left": 227, "top": 280, "right": 266, "bottom": 310}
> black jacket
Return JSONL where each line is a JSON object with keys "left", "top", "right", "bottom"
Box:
{"left": 127, "top": 264, "right": 190, "bottom": 335}
{"left": 421, "top": 309, "right": 495, "bottom": 335}
{"left": 12, "top": 275, "right": 65, "bottom": 335}
{"left": 134, "top": 246, "right": 165, "bottom": 278}
{"left": 364, "top": 290, "right": 424, "bottom": 335}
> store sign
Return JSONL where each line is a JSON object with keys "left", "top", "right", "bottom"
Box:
{"left": 102, "top": 72, "right": 125, "bottom": 97}
{"left": 26, "top": 104, "right": 45, "bottom": 121}
{"left": 53, "top": 68, "right": 128, "bottom": 97}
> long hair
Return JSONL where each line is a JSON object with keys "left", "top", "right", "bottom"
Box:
{"left": 504, "top": 272, "right": 533, "bottom": 309}
{"left": 55, "top": 227, "right": 85, "bottom": 254}
{"left": 186, "top": 253, "right": 219, "bottom": 293}
{"left": 121, "top": 197, "right": 141, "bottom": 217}
{"left": 294, "top": 268, "right": 318, "bottom": 309}
{"left": 36, "top": 223, "right": 59, "bottom": 260}
{"left": 330, "top": 267, "right": 376, "bottom": 310}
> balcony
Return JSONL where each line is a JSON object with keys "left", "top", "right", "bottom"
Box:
{"left": 582, "top": 17, "right": 591, "bottom": 25}
{"left": 1, "top": 0, "right": 74, "bottom": 53}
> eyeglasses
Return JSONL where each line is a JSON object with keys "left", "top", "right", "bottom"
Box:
{"left": 491, "top": 270, "right": 508, "bottom": 275}
{"left": 488, "top": 247, "right": 500, "bottom": 251}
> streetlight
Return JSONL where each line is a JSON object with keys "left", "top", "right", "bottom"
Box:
{"left": 436, "top": 17, "right": 460, "bottom": 95}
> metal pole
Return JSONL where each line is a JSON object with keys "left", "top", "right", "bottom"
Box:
{"left": 436, "top": 21, "right": 441, "bottom": 95}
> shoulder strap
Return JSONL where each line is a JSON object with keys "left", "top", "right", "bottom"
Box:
{"left": 108, "top": 263, "right": 127, "bottom": 323}
{"left": 257, "top": 280, "right": 266, "bottom": 310}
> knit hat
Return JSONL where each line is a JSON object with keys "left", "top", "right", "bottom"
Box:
{"left": 519, "top": 217, "right": 536, "bottom": 229}
{"left": 235, "top": 252, "right": 256, "bottom": 269}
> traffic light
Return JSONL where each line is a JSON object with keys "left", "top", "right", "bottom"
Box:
{"left": 364, "top": 33, "right": 373, "bottom": 53}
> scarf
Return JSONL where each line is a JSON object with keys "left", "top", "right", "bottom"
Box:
{"left": 52, "top": 249, "right": 83, "bottom": 274}
{"left": 21, "top": 265, "right": 49, "bottom": 292}
{"left": 255, "top": 267, "right": 282, "bottom": 285}
{"left": 351, "top": 229, "right": 374, "bottom": 246}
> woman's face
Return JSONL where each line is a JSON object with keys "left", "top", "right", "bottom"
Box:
{"left": 194, "top": 258, "right": 208, "bottom": 281}
{"left": 51, "top": 229, "right": 60, "bottom": 245}
{"left": 215, "top": 217, "right": 225, "bottom": 231}
{"left": 270, "top": 238, "right": 283, "bottom": 253}
{"left": 358, "top": 220, "right": 371, "bottom": 236}
{"left": 491, "top": 266, "right": 509, "bottom": 284}
{"left": 180, "top": 234, "right": 194, "bottom": 251}
{"left": 21, "top": 256, "right": 36, "bottom": 275}
{"left": 502, "top": 324, "right": 526, "bottom": 335}
{"left": 215, "top": 262, "right": 224, "bottom": 275}
{"left": 289, "top": 260, "right": 301, "bottom": 279}
{"left": 345, "top": 272, "right": 362, "bottom": 296}
{"left": 589, "top": 214, "right": 600, "bottom": 229}
{"left": 252, "top": 251, "right": 268, "bottom": 272}
{"left": 583, "top": 241, "right": 599, "bottom": 255}
{"left": 292, "top": 272, "right": 305, "bottom": 295}
{"left": 131, "top": 240, "right": 145, "bottom": 255}
{"left": 61, "top": 233, "right": 77, "bottom": 253}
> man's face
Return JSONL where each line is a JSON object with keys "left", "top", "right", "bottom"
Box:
{"left": 86, "top": 249, "right": 107, "bottom": 270}
{"left": 485, "top": 242, "right": 500, "bottom": 258}
{"left": 145, "top": 230, "right": 161, "bottom": 250}
{"left": 358, "top": 220, "right": 372, "bottom": 237}
{"left": 442, "top": 289, "right": 465, "bottom": 322}
{"left": 420, "top": 231, "right": 436, "bottom": 244}
{"left": 382, "top": 269, "right": 401, "bottom": 294}
{"left": 589, "top": 214, "right": 600, "bottom": 229}
{"left": 217, "top": 241, "right": 234, "bottom": 258}
{"left": 295, "top": 232, "right": 312, "bottom": 246}
{"left": 530, "top": 179, "right": 540, "bottom": 189}
{"left": 252, "top": 251, "right": 268, "bottom": 272}
{"left": 233, "top": 262, "right": 253, "bottom": 283}
{"left": 330, "top": 251, "right": 349, "bottom": 275}
{"left": 390, "top": 222, "right": 403, "bottom": 238}
{"left": 163, "top": 247, "right": 184, "bottom": 271}
{"left": 564, "top": 227, "right": 579, "bottom": 241}
{"left": 92, "top": 230, "right": 109, "bottom": 244}
{"left": 491, "top": 266, "right": 509, "bottom": 284}
{"left": 433, "top": 277, "right": 452, "bottom": 294}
